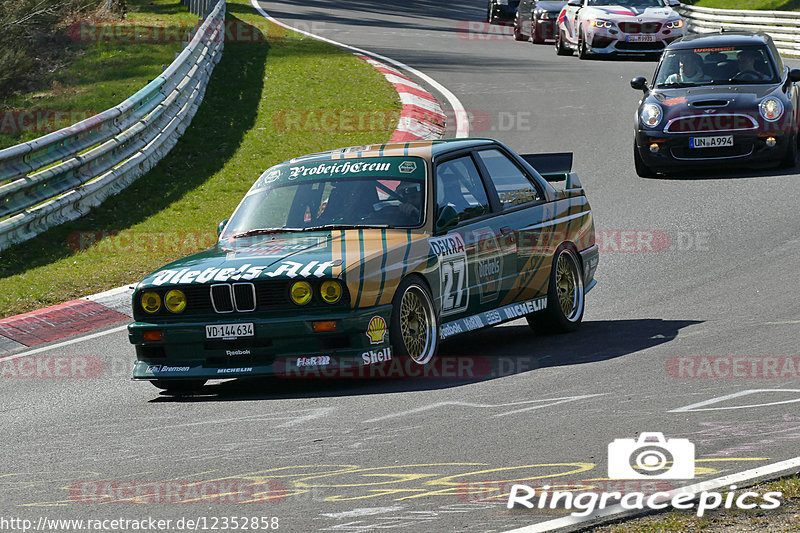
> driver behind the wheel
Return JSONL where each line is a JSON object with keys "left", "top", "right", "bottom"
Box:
{"left": 664, "top": 52, "right": 710, "bottom": 84}
{"left": 736, "top": 49, "right": 767, "bottom": 80}
{"left": 320, "top": 180, "right": 378, "bottom": 224}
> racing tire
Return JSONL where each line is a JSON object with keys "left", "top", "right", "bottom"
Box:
{"left": 527, "top": 247, "right": 584, "bottom": 334}
{"left": 151, "top": 379, "right": 207, "bottom": 393}
{"left": 390, "top": 276, "right": 439, "bottom": 366}
{"left": 555, "top": 30, "right": 571, "bottom": 56}
{"left": 634, "top": 143, "right": 657, "bottom": 178}
{"left": 578, "top": 28, "right": 590, "bottom": 60}
{"left": 779, "top": 134, "right": 798, "bottom": 169}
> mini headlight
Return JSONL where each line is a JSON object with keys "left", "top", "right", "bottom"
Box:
{"left": 320, "top": 280, "right": 343, "bottom": 304}
{"left": 290, "top": 281, "right": 313, "bottom": 305}
{"left": 141, "top": 291, "right": 161, "bottom": 314}
{"left": 164, "top": 289, "right": 187, "bottom": 313}
{"left": 759, "top": 97, "right": 784, "bottom": 122}
{"left": 666, "top": 19, "right": 684, "bottom": 29}
{"left": 641, "top": 103, "right": 663, "bottom": 128}
{"left": 590, "top": 19, "right": 612, "bottom": 29}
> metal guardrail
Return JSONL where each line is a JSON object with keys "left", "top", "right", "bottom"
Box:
{"left": 676, "top": 4, "right": 800, "bottom": 58}
{"left": 181, "top": 0, "right": 216, "bottom": 17}
{"left": 0, "top": 0, "right": 226, "bottom": 251}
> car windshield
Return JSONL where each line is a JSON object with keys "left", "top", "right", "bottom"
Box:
{"left": 220, "top": 158, "right": 426, "bottom": 239}
{"left": 587, "top": 0, "right": 666, "bottom": 7}
{"left": 654, "top": 45, "right": 779, "bottom": 88}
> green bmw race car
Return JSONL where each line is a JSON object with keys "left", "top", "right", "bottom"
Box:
{"left": 128, "top": 138, "right": 598, "bottom": 391}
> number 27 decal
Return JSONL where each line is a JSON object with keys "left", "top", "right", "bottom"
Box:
{"left": 430, "top": 234, "right": 469, "bottom": 316}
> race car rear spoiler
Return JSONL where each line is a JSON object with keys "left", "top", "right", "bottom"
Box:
{"left": 519, "top": 152, "right": 582, "bottom": 189}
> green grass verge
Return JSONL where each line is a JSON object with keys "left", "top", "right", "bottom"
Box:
{"left": 0, "top": 0, "right": 400, "bottom": 318}
{"left": 693, "top": 0, "right": 800, "bottom": 10}
{"left": 588, "top": 474, "right": 800, "bottom": 532}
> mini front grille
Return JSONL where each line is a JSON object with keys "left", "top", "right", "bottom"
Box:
{"left": 665, "top": 114, "right": 758, "bottom": 134}
{"left": 210, "top": 284, "right": 234, "bottom": 313}
{"left": 670, "top": 143, "right": 753, "bottom": 160}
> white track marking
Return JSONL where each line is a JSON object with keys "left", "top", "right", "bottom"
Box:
{"left": 0, "top": 324, "right": 129, "bottom": 363}
{"left": 248, "top": 0, "right": 469, "bottom": 137}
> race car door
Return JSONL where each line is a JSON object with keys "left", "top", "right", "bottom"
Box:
{"left": 432, "top": 154, "right": 516, "bottom": 321}
{"left": 472, "top": 147, "right": 551, "bottom": 306}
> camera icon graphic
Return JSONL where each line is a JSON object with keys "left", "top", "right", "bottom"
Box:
{"left": 608, "top": 432, "right": 695, "bottom": 480}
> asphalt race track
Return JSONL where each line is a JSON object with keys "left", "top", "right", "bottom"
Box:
{"left": 3, "top": 1, "right": 800, "bottom": 531}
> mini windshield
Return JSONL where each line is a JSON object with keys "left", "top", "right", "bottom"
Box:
{"left": 221, "top": 168, "right": 426, "bottom": 239}
{"left": 654, "top": 45, "right": 779, "bottom": 88}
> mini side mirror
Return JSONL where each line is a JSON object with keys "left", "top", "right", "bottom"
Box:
{"left": 567, "top": 0, "right": 581, "bottom": 6}
{"left": 217, "top": 219, "right": 229, "bottom": 237}
{"left": 789, "top": 69, "right": 800, "bottom": 83}
{"left": 631, "top": 76, "right": 648, "bottom": 92}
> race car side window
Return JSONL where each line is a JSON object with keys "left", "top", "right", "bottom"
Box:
{"left": 474, "top": 149, "right": 542, "bottom": 210}
{"left": 435, "top": 156, "right": 491, "bottom": 227}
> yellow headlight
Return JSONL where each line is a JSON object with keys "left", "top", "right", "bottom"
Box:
{"left": 290, "top": 281, "right": 313, "bottom": 305}
{"left": 320, "top": 280, "right": 342, "bottom": 304}
{"left": 141, "top": 291, "right": 162, "bottom": 314}
{"left": 164, "top": 289, "right": 187, "bottom": 313}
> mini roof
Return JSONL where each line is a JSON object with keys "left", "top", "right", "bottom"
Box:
{"left": 667, "top": 31, "right": 772, "bottom": 50}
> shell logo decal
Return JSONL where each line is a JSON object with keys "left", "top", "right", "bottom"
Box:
{"left": 366, "top": 316, "right": 387, "bottom": 345}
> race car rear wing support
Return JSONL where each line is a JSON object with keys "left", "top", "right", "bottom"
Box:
{"left": 519, "top": 152, "right": 582, "bottom": 189}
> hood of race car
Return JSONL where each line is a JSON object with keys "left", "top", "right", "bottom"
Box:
{"left": 584, "top": 5, "right": 676, "bottom": 20}
{"left": 137, "top": 229, "right": 422, "bottom": 288}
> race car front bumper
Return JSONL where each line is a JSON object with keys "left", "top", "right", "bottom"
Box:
{"left": 129, "top": 305, "right": 394, "bottom": 380}
{"left": 635, "top": 129, "right": 794, "bottom": 172}
{"left": 585, "top": 26, "right": 682, "bottom": 54}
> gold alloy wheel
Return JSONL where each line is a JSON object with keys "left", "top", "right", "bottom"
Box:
{"left": 556, "top": 251, "right": 583, "bottom": 322}
{"left": 399, "top": 285, "right": 436, "bottom": 364}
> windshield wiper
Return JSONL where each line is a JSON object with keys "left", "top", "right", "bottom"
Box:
{"left": 233, "top": 227, "right": 305, "bottom": 238}
{"left": 299, "top": 224, "right": 391, "bottom": 232}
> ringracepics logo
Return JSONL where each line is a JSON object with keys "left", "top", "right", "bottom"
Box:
{"left": 507, "top": 433, "right": 783, "bottom": 517}
{"left": 608, "top": 432, "right": 694, "bottom": 480}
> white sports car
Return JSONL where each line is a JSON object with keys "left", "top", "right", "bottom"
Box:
{"left": 555, "top": 0, "right": 685, "bottom": 58}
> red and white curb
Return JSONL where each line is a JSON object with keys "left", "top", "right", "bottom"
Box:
{"left": 354, "top": 54, "right": 446, "bottom": 142}
{"left": 0, "top": 285, "right": 134, "bottom": 355}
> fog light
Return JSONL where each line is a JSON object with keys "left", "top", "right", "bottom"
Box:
{"left": 766, "top": 137, "right": 777, "bottom": 148}
{"left": 312, "top": 321, "right": 337, "bottom": 333}
{"left": 650, "top": 143, "right": 660, "bottom": 153}
{"left": 143, "top": 330, "right": 163, "bottom": 342}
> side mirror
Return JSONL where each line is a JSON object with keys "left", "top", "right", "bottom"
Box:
{"left": 217, "top": 219, "right": 229, "bottom": 237}
{"left": 789, "top": 68, "right": 800, "bottom": 83}
{"left": 435, "top": 205, "right": 459, "bottom": 234}
{"left": 567, "top": 0, "right": 581, "bottom": 6}
{"left": 631, "top": 76, "right": 648, "bottom": 93}
{"left": 668, "top": 0, "right": 681, "bottom": 6}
